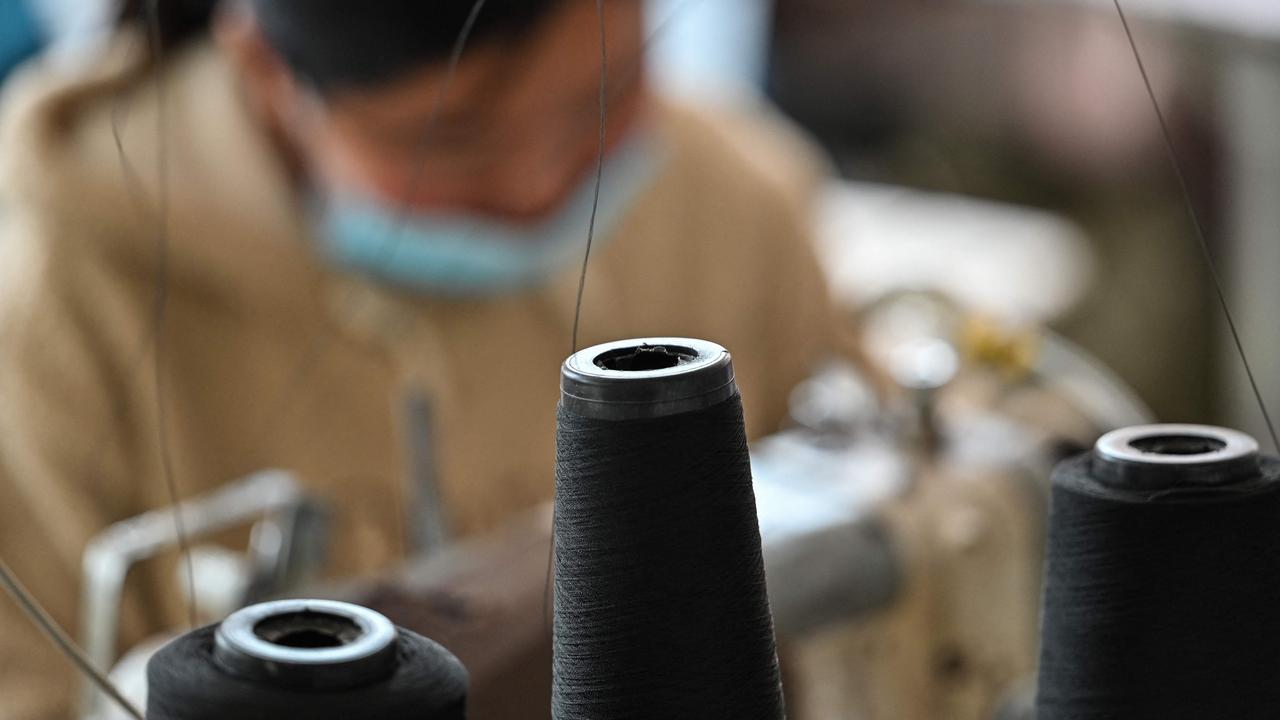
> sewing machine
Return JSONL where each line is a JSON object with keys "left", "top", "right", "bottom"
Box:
{"left": 83, "top": 183, "right": 1148, "bottom": 720}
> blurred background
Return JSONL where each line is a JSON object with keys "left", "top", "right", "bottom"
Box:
{"left": 4, "top": 0, "right": 1274, "bottom": 470}
{"left": 646, "top": 0, "right": 1280, "bottom": 439}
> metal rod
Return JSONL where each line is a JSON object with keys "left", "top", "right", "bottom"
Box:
{"left": 0, "top": 560, "right": 144, "bottom": 720}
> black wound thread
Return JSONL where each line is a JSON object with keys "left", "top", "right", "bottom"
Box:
{"left": 1035, "top": 424, "right": 1280, "bottom": 719}
{"left": 553, "top": 338, "right": 785, "bottom": 720}
{"left": 146, "top": 599, "right": 467, "bottom": 720}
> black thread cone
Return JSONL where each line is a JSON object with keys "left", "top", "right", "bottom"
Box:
{"left": 146, "top": 600, "right": 467, "bottom": 720}
{"left": 553, "top": 338, "right": 784, "bottom": 720}
{"left": 1036, "top": 425, "right": 1280, "bottom": 719}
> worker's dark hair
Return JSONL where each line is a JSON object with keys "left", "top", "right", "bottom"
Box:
{"left": 117, "top": 0, "right": 220, "bottom": 55}
{"left": 118, "top": 0, "right": 565, "bottom": 92}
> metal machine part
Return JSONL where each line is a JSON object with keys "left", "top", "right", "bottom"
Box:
{"left": 787, "top": 361, "right": 880, "bottom": 437}
{"left": 1091, "top": 423, "right": 1260, "bottom": 489}
{"left": 560, "top": 337, "right": 737, "bottom": 420}
{"left": 79, "top": 471, "right": 329, "bottom": 717}
{"left": 780, "top": 459, "right": 1043, "bottom": 720}
{"left": 856, "top": 289, "right": 1153, "bottom": 439}
{"left": 214, "top": 599, "right": 399, "bottom": 690}
{"left": 403, "top": 393, "right": 452, "bottom": 557}
{"left": 764, "top": 283, "right": 1156, "bottom": 720}
{"left": 892, "top": 337, "right": 961, "bottom": 455}
{"left": 761, "top": 514, "right": 902, "bottom": 635}
{"left": 750, "top": 425, "right": 910, "bottom": 634}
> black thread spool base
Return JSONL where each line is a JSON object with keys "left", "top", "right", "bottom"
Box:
{"left": 554, "top": 338, "right": 785, "bottom": 720}
{"left": 1036, "top": 424, "right": 1280, "bottom": 720}
{"left": 146, "top": 599, "right": 467, "bottom": 720}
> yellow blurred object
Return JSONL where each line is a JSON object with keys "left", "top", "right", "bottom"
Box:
{"left": 962, "top": 316, "right": 1041, "bottom": 381}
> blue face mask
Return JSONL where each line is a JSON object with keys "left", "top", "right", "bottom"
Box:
{"left": 317, "top": 131, "right": 665, "bottom": 297}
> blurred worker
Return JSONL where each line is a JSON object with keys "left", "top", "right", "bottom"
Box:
{"left": 0, "top": 0, "right": 832, "bottom": 717}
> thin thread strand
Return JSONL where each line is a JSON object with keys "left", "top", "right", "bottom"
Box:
{"left": 93, "top": 28, "right": 165, "bottom": 502}
{"left": 550, "top": 0, "right": 610, "bottom": 646}
{"left": 0, "top": 561, "right": 145, "bottom": 720}
{"left": 569, "top": 0, "right": 609, "bottom": 357}
{"left": 546, "top": 0, "right": 712, "bottom": 642}
{"left": 142, "top": 0, "right": 198, "bottom": 629}
{"left": 1113, "top": 0, "right": 1280, "bottom": 452}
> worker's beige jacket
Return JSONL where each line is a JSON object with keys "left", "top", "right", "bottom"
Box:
{"left": 0, "top": 34, "right": 832, "bottom": 719}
